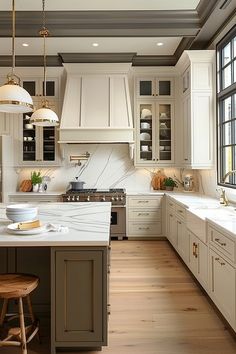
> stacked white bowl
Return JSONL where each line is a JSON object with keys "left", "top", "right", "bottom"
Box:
{"left": 6, "top": 204, "right": 38, "bottom": 223}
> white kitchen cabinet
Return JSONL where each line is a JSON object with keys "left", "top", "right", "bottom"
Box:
{"left": 189, "top": 230, "right": 208, "bottom": 290}
{"left": 127, "top": 195, "right": 162, "bottom": 239}
{"left": 176, "top": 50, "right": 215, "bottom": 169}
{"left": 17, "top": 100, "right": 60, "bottom": 166}
{"left": 136, "top": 77, "right": 174, "bottom": 98}
{"left": 209, "top": 248, "right": 236, "bottom": 330}
{"left": 135, "top": 100, "right": 174, "bottom": 166}
{"left": 8, "top": 193, "right": 62, "bottom": 203}
{"left": 22, "top": 77, "right": 59, "bottom": 99}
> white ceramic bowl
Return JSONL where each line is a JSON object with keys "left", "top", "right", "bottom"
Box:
{"left": 141, "top": 108, "right": 152, "bottom": 119}
{"left": 6, "top": 204, "right": 38, "bottom": 222}
{"left": 141, "top": 145, "right": 149, "bottom": 151}
{"left": 141, "top": 122, "right": 150, "bottom": 129}
{"left": 25, "top": 123, "right": 34, "bottom": 129}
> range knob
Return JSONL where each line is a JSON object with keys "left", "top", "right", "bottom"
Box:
{"left": 120, "top": 196, "right": 123, "bottom": 201}
{"left": 86, "top": 196, "right": 90, "bottom": 202}
{"left": 71, "top": 196, "right": 75, "bottom": 202}
{"left": 76, "top": 196, "right": 80, "bottom": 201}
{"left": 101, "top": 196, "right": 106, "bottom": 202}
{"left": 115, "top": 197, "right": 119, "bottom": 201}
{"left": 66, "top": 196, "right": 71, "bottom": 202}
{"left": 110, "top": 197, "right": 115, "bottom": 202}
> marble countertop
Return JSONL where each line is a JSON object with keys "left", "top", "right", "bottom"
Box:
{"left": 0, "top": 202, "right": 111, "bottom": 247}
{"left": 8, "top": 192, "right": 63, "bottom": 196}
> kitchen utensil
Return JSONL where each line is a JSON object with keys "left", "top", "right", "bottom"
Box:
{"left": 141, "top": 108, "right": 152, "bottom": 119}
{"left": 70, "top": 177, "right": 86, "bottom": 190}
{"left": 140, "top": 132, "right": 151, "bottom": 141}
{"left": 7, "top": 223, "right": 46, "bottom": 235}
{"left": 141, "top": 122, "right": 150, "bottom": 129}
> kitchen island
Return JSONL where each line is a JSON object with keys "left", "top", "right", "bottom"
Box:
{"left": 0, "top": 202, "right": 111, "bottom": 354}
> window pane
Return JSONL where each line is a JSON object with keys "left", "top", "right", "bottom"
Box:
{"left": 223, "top": 146, "right": 233, "bottom": 175}
{"left": 223, "top": 96, "right": 231, "bottom": 121}
{"left": 223, "top": 65, "right": 232, "bottom": 88}
{"left": 234, "top": 60, "right": 236, "bottom": 84}
{"left": 233, "top": 94, "right": 236, "bottom": 119}
{"left": 223, "top": 122, "right": 232, "bottom": 145}
{"left": 223, "top": 42, "right": 231, "bottom": 66}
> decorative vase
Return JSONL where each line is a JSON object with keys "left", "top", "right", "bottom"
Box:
{"left": 38, "top": 183, "right": 44, "bottom": 193}
{"left": 32, "top": 184, "right": 39, "bottom": 192}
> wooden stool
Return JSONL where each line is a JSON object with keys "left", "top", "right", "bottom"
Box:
{"left": 0, "top": 273, "right": 40, "bottom": 354}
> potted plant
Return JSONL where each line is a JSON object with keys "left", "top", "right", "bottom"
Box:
{"left": 31, "top": 171, "right": 43, "bottom": 192}
{"left": 164, "top": 177, "right": 178, "bottom": 191}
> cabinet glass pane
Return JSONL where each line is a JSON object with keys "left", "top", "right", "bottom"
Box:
{"left": 23, "top": 114, "right": 36, "bottom": 161}
{"left": 139, "top": 81, "right": 152, "bottom": 96}
{"left": 23, "top": 81, "right": 36, "bottom": 96}
{"left": 222, "top": 42, "right": 231, "bottom": 66}
{"left": 234, "top": 60, "right": 236, "bottom": 84}
{"left": 159, "top": 104, "right": 171, "bottom": 161}
{"left": 223, "top": 122, "right": 232, "bottom": 145}
{"left": 158, "top": 81, "right": 171, "bottom": 96}
{"left": 234, "top": 37, "right": 236, "bottom": 58}
{"left": 223, "top": 96, "right": 232, "bottom": 121}
{"left": 139, "top": 104, "right": 153, "bottom": 161}
{"left": 43, "top": 127, "right": 55, "bottom": 161}
{"left": 223, "top": 65, "right": 232, "bottom": 89}
{"left": 42, "top": 81, "right": 55, "bottom": 96}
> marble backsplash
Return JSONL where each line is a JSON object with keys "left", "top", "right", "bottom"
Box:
{"left": 16, "top": 144, "right": 199, "bottom": 193}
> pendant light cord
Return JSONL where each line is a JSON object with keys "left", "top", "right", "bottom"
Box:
{"left": 40, "top": 0, "right": 49, "bottom": 103}
{"left": 12, "top": 0, "right": 15, "bottom": 76}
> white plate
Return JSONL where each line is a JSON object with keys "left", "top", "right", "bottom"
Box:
{"left": 140, "top": 132, "right": 151, "bottom": 141}
{"left": 7, "top": 223, "right": 47, "bottom": 235}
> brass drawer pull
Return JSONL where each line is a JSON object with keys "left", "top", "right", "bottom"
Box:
{"left": 215, "top": 257, "right": 225, "bottom": 266}
{"left": 177, "top": 220, "right": 182, "bottom": 225}
{"left": 215, "top": 238, "right": 226, "bottom": 247}
{"left": 138, "top": 227, "right": 150, "bottom": 230}
{"left": 138, "top": 200, "right": 149, "bottom": 203}
{"left": 137, "top": 213, "right": 150, "bottom": 216}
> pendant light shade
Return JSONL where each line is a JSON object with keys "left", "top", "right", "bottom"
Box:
{"left": 30, "top": 102, "right": 59, "bottom": 127}
{"left": 30, "top": 0, "right": 59, "bottom": 127}
{"left": 0, "top": 0, "right": 34, "bottom": 114}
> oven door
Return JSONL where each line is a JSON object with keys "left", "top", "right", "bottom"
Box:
{"left": 110, "top": 207, "right": 126, "bottom": 237}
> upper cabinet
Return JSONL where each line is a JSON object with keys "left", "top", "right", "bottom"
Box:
{"left": 22, "top": 77, "right": 59, "bottom": 99}
{"left": 176, "top": 50, "right": 215, "bottom": 169}
{"left": 137, "top": 77, "right": 174, "bottom": 98}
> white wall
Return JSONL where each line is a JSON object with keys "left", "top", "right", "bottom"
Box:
{"left": 16, "top": 144, "right": 199, "bottom": 193}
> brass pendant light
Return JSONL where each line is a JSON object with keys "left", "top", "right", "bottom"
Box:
{"left": 0, "top": 0, "right": 34, "bottom": 114}
{"left": 30, "top": 0, "right": 59, "bottom": 127}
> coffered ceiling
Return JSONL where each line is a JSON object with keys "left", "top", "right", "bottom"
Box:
{"left": 0, "top": 0, "right": 235, "bottom": 67}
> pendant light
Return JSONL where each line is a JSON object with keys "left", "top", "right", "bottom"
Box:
{"left": 30, "top": 0, "right": 59, "bottom": 127}
{"left": 0, "top": 0, "right": 34, "bottom": 114}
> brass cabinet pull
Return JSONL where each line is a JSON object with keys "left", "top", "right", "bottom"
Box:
{"left": 177, "top": 220, "right": 182, "bottom": 225}
{"left": 138, "top": 200, "right": 149, "bottom": 203}
{"left": 195, "top": 244, "right": 198, "bottom": 258}
{"left": 192, "top": 242, "right": 198, "bottom": 258}
{"left": 215, "top": 257, "right": 225, "bottom": 266}
{"left": 215, "top": 238, "right": 226, "bottom": 247}
{"left": 138, "top": 227, "right": 150, "bottom": 230}
{"left": 192, "top": 242, "right": 196, "bottom": 256}
{"left": 170, "top": 214, "right": 173, "bottom": 217}
{"left": 184, "top": 158, "right": 188, "bottom": 161}
{"left": 178, "top": 209, "right": 183, "bottom": 213}
{"left": 137, "top": 213, "right": 150, "bottom": 216}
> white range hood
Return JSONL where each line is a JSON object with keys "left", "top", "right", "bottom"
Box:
{"left": 58, "top": 63, "right": 134, "bottom": 144}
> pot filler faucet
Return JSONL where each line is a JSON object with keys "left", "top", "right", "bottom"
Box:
{"left": 219, "top": 170, "right": 236, "bottom": 206}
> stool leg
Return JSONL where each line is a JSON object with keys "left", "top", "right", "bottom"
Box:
{"left": 18, "top": 297, "right": 27, "bottom": 354}
{"left": 26, "top": 294, "right": 41, "bottom": 343}
{"left": 0, "top": 299, "right": 8, "bottom": 326}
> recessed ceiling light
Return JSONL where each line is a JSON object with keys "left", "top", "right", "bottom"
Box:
{"left": 92, "top": 43, "right": 99, "bottom": 47}
{"left": 157, "top": 42, "right": 164, "bottom": 46}
{"left": 22, "top": 43, "right": 29, "bottom": 47}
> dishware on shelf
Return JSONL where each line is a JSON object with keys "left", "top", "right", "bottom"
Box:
{"left": 159, "top": 146, "right": 165, "bottom": 151}
{"left": 141, "top": 145, "right": 149, "bottom": 151}
{"left": 25, "top": 123, "right": 34, "bottom": 129}
{"left": 160, "top": 122, "right": 167, "bottom": 129}
{"left": 23, "top": 137, "right": 27, "bottom": 141}
{"left": 141, "top": 108, "right": 152, "bottom": 119}
{"left": 140, "top": 132, "right": 151, "bottom": 141}
{"left": 164, "top": 146, "right": 171, "bottom": 151}
{"left": 27, "top": 137, "right": 33, "bottom": 141}
{"left": 160, "top": 112, "right": 167, "bottom": 118}
{"left": 7, "top": 222, "right": 46, "bottom": 235}
{"left": 6, "top": 204, "right": 38, "bottom": 223}
{"left": 141, "top": 122, "right": 150, "bottom": 129}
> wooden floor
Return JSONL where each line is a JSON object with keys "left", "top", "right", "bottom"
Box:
{"left": 1, "top": 240, "right": 236, "bottom": 353}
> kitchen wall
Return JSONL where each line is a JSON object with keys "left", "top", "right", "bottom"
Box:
{"left": 16, "top": 144, "right": 199, "bottom": 193}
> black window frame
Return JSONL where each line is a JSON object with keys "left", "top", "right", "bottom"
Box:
{"left": 217, "top": 25, "right": 236, "bottom": 188}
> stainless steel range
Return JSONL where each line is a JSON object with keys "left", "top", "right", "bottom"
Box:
{"left": 62, "top": 188, "right": 126, "bottom": 239}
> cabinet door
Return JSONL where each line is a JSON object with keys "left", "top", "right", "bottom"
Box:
{"left": 182, "top": 95, "right": 191, "bottom": 164}
{"left": 176, "top": 219, "right": 189, "bottom": 264}
{"left": 209, "top": 248, "right": 236, "bottom": 328}
{"left": 55, "top": 250, "right": 105, "bottom": 343}
{"left": 168, "top": 212, "right": 177, "bottom": 246}
{"left": 22, "top": 78, "right": 58, "bottom": 99}
{"left": 182, "top": 68, "right": 190, "bottom": 95}
{"left": 189, "top": 232, "right": 208, "bottom": 290}
{"left": 156, "top": 101, "right": 174, "bottom": 163}
{"left": 189, "top": 231, "right": 198, "bottom": 274}
{"left": 156, "top": 78, "right": 173, "bottom": 98}
{"left": 136, "top": 101, "right": 156, "bottom": 164}
{"left": 136, "top": 78, "right": 155, "bottom": 98}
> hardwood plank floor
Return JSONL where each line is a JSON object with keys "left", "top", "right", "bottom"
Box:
{"left": 1, "top": 240, "right": 236, "bottom": 353}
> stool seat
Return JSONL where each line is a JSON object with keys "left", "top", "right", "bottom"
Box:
{"left": 0, "top": 274, "right": 39, "bottom": 299}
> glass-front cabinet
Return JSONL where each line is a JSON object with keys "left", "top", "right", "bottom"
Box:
{"left": 135, "top": 100, "right": 174, "bottom": 166}
{"left": 137, "top": 77, "right": 174, "bottom": 98}
{"left": 20, "top": 102, "right": 58, "bottom": 166}
{"left": 22, "top": 77, "right": 58, "bottom": 99}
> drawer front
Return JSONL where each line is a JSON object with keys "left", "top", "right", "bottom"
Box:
{"left": 175, "top": 204, "right": 186, "bottom": 220}
{"left": 167, "top": 199, "right": 175, "bottom": 210}
{"left": 128, "top": 222, "right": 162, "bottom": 236}
{"left": 128, "top": 209, "right": 161, "bottom": 222}
{"left": 209, "top": 226, "right": 235, "bottom": 263}
{"left": 128, "top": 197, "right": 162, "bottom": 208}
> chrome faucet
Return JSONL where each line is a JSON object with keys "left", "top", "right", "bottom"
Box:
{"left": 219, "top": 170, "right": 236, "bottom": 206}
